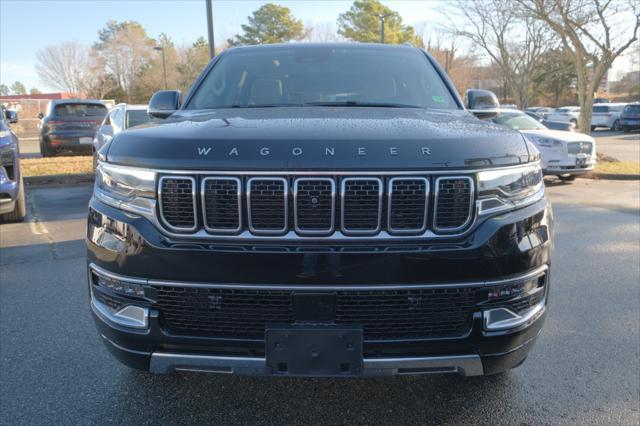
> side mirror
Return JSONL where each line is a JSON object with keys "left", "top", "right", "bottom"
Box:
{"left": 148, "top": 90, "right": 181, "bottom": 119}
{"left": 465, "top": 89, "right": 500, "bottom": 119}
{"left": 37, "top": 112, "right": 44, "bottom": 120}
{"left": 5, "top": 110, "right": 18, "bottom": 124}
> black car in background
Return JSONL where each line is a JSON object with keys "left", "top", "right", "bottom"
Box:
{"left": 0, "top": 106, "right": 25, "bottom": 223}
{"left": 88, "top": 43, "right": 552, "bottom": 377}
{"left": 39, "top": 100, "right": 108, "bottom": 157}
{"left": 620, "top": 102, "right": 640, "bottom": 132}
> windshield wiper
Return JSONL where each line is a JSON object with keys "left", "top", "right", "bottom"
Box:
{"left": 303, "top": 101, "right": 424, "bottom": 108}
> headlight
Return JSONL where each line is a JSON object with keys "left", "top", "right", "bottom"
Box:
{"left": 525, "top": 135, "right": 562, "bottom": 148}
{"left": 94, "top": 162, "right": 156, "bottom": 214}
{"left": 0, "top": 145, "right": 16, "bottom": 166}
{"left": 476, "top": 163, "right": 544, "bottom": 215}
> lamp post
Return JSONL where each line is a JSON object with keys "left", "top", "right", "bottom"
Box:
{"left": 377, "top": 13, "right": 393, "bottom": 44}
{"left": 206, "top": 0, "right": 215, "bottom": 59}
{"left": 154, "top": 46, "right": 167, "bottom": 89}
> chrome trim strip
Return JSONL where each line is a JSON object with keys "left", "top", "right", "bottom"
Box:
{"left": 88, "top": 263, "right": 547, "bottom": 292}
{"left": 149, "top": 352, "right": 483, "bottom": 376}
{"left": 90, "top": 293, "right": 149, "bottom": 329}
{"left": 483, "top": 298, "right": 546, "bottom": 331}
{"left": 246, "top": 177, "right": 288, "bottom": 235}
{"left": 201, "top": 176, "right": 242, "bottom": 234}
{"left": 341, "top": 177, "right": 383, "bottom": 235}
{"left": 433, "top": 176, "right": 475, "bottom": 233}
{"left": 104, "top": 161, "right": 540, "bottom": 176}
{"left": 293, "top": 177, "right": 336, "bottom": 235}
{"left": 387, "top": 177, "right": 429, "bottom": 235}
{"left": 158, "top": 175, "right": 198, "bottom": 233}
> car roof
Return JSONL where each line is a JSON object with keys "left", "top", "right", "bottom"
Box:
{"left": 52, "top": 99, "right": 106, "bottom": 106}
{"left": 228, "top": 42, "right": 418, "bottom": 53}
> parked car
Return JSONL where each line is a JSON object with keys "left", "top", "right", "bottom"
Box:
{"left": 492, "top": 110, "right": 595, "bottom": 181}
{"left": 88, "top": 43, "right": 552, "bottom": 377}
{"left": 93, "top": 104, "right": 152, "bottom": 165}
{"left": 39, "top": 100, "right": 108, "bottom": 157}
{"left": 525, "top": 110, "right": 575, "bottom": 131}
{"left": 591, "top": 103, "right": 626, "bottom": 131}
{"left": 546, "top": 106, "right": 581, "bottom": 125}
{"left": 0, "top": 106, "right": 25, "bottom": 222}
{"left": 619, "top": 102, "right": 640, "bottom": 132}
{"left": 526, "top": 107, "right": 554, "bottom": 119}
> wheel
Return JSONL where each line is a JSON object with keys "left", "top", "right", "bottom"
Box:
{"left": 623, "top": 126, "right": 631, "bottom": 133}
{"left": 612, "top": 120, "right": 620, "bottom": 131}
{"left": 558, "top": 174, "right": 577, "bottom": 182}
{"left": 41, "top": 142, "right": 55, "bottom": 157}
{"left": 1, "top": 177, "right": 26, "bottom": 223}
{"left": 590, "top": 125, "right": 596, "bottom": 132}
{"left": 570, "top": 118, "right": 577, "bottom": 125}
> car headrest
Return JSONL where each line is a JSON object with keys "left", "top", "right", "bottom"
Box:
{"left": 249, "top": 79, "right": 283, "bottom": 105}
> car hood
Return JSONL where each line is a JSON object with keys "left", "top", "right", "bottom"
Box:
{"left": 106, "top": 107, "right": 530, "bottom": 170}
{"left": 521, "top": 129, "right": 594, "bottom": 143}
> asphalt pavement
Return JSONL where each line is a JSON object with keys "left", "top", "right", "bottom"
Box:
{"left": 1, "top": 180, "right": 639, "bottom": 425}
{"left": 593, "top": 130, "right": 640, "bottom": 163}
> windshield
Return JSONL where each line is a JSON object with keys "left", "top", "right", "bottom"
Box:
{"left": 53, "top": 103, "right": 107, "bottom": 118}
{"left": 493, "top": 112, "right": 547, "bottom": 131}
{"left": 593, "top": 106, "right": 609, "bottom": 113}
{"left": 187, "top": 45, "right": 458, "bottom": 110}
{"left": 624, "top": 104, "right": 640, "bottom": 113}
{"left": 126, "top": 109, "right": 151, "bottom": 128}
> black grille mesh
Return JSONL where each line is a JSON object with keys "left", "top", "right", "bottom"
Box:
{"left": 248, "top": 179, "right": 287, "bottom": 232}
{"left": 160, "top": 178, "right": 195, "bottom": 229}
{"left": 203, "top": 178, "right": 240, "bottom": 231}
{"left": 434, "top": 178, "right": 473, "bottom": 230}
{"left": 388, "top": 179, "right": 427, "bottom": 231}
{"left": 152, "top": 286, "right": 477, "bottom": 340}
{"left": 342, "top": 179, "right": 381, "bottom": 232}
{"left": 295, "top": 179, "right": 334, "bottom": 232}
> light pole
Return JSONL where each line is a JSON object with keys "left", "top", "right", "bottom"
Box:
{"left": 154, "top": 46, "right": 167, "bottom": 89}
{"left": 377, "top": 13, "right": 393, "bottom": 44}
{"left": 206, "top": 0, "right": 215, "bottom": 59}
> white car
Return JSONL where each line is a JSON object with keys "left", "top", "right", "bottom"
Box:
{"left": 591, "top": 103, "right": 626, "bottom": 131}
{"left": 492, "top": 110, "right": 596, "bottom": 181}
{"left": 546, "top": 106, "right": 581, "bottom": 125}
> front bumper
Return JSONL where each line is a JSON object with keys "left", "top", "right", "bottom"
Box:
{"left": 87, "top": 195, "right": 552, "bottom": 376}
{"left": 0, "top": 173, "right": 19, "bottom": 214}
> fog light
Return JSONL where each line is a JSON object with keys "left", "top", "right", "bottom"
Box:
{"left": 487, "top": 279, "right": 537, "bottom": 301}
{"left": 93, "top": 272, "right": 145, "bottom": 298}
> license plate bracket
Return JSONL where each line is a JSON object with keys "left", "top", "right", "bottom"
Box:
{"left": 266, "top": 326, "right": 363, "bottom": 377}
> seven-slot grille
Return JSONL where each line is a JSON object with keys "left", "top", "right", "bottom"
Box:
{"left": 157, "top": 175, "right": 475, "bottom": 237}
{"left": 152, "top": 285, "right": 477, "bottom": 340}
{"left": 433, "top": 177, "right": 474, "bottom": 232}
{"left": 567, "top": 141, "right": 593, "bottom": 155}
{"left": 159, "top": 176, "right": 197, "bottom": 231}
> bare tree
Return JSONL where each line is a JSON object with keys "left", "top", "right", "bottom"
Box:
{"left": 444, "top": 0, "right": 552, "bottom": 109}
{"left": 36, "top": 42, "right": 92, "bottom": 95}
{"left": 304, "top": 21, "right": 342, "bottom": 42}
{"left": 516, "top": 0, "right": 640, "bottom": 133}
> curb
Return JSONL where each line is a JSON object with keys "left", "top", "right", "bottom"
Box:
{"left": 578, "top": 172, "right": 640, "bottom": 181}
{"left": 24, "top": 174, "right": 94, "bottom": 187}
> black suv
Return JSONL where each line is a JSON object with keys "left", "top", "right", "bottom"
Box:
{"left": 39, "top": 100, "right": 107, "bottom": 157}
{"left": 87, "top": 43, "right": 552, "bottom": 377}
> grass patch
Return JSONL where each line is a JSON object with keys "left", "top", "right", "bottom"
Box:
{"left": 596, "top": 161, "right": 640, "bottom": 175}
{"left": 21, "top": 156, "right": 93, "bottom": 177}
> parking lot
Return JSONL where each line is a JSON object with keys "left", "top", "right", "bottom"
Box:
{"left": 1, "top": 178, "right": 638, "bottom": 425}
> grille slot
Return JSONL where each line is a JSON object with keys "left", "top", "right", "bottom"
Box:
{"left": 247, "top": 177, "right": 288, "bottom": 235}
{"left": 202, "top": 177, "right": 241, "bottom": 234}
{"left": 159, "top": 176, "right": 197, "bottom": 231}
{"left": 294, "top": 178, "right": 335, "bottom": 235}
{"left": 341, "top": 177, "right": 383, "bottom": 235}
{"left": 567, "top": 142, "right": 593, "bottom": 155}
{"left": 433, "top": 177, "right": 474, "bottom": 232}
{"left": 152, "top": 285, "right": 477, "bottom": 340}
{"left": 387, "top": 177, "right": 429, "bottom": 234}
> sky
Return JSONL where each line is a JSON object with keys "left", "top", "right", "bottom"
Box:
{"left": 0, "top": 0, "right": 637, "bottom": 92}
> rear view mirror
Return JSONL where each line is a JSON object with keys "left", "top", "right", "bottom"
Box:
{"left": 148, "top": 90, "right": 181, "bottom": 119}
{"left": 465, "top": 89, "right": 500, "bottom": 119}
{"left": 37, "top": 112, "right": 44, "bottom": 120}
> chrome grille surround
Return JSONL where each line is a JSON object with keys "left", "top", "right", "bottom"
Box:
{"left": 158, "top": 176, "right": 197, "bottom": 233}
{"left": 433, "top": 176, "right": 474, "bottom": 233}
{"left": 387, "top": 177, "right": 429, "bottom": 234}
{"left": 246, "top": 177, "right": 289, "bottom": 235}
{"left": 201, "top": 177, "right": 242, "bottom": 234}
{"left": 340, "top": 177, "right": 383, "bottom": 235}
{"left": 293, "top": 177, "right": 336, "bottom": 235}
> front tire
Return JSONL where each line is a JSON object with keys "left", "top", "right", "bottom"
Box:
{"left": 1, "top": 177, "right": 26, "bottom": 223}
{"left": 612, "top": 120, "right": 621, "bottom": 131}
{"left": 623, "top": 126, "right": 631, "bottom": 133}
{"left": 558, "top": 174, "right": 577, "bottom": 182}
